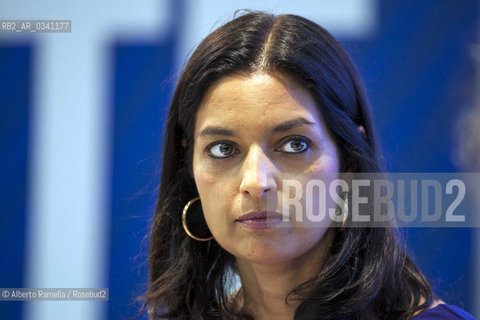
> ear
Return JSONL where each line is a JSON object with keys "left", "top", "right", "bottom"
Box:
{"left": 358, "top": 125, "right": 366, "bottom": 135}
{"left": 342, "top": 126, "right": 366, "bottom": 172}
{"left": 358, "top": 125, "right": 368, "bottom": 142}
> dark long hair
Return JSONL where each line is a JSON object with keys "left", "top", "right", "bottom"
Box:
{"left": 143, "top": 10, "right": 434, "bottom": 320}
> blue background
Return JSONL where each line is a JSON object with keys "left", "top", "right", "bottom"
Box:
{"left": 0, "top": 0, "right": 477, "bottom": 319}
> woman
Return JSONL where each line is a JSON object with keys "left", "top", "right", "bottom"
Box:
{"left": 143, "top": 11, "right": 474, "bottom": 320}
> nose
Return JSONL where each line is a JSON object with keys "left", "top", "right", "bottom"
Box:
{"left": 239, "top": 145, "right": 277, "bottom": 198}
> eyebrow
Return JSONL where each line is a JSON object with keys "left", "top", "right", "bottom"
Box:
{"left": 197, "top": 117, "right": 317, "bottom": 138}
{"left": 271, "top": 118, "right": 317, "bottom": 134}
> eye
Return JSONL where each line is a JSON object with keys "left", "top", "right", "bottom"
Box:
{"left": 277, "top": 136, "right": 310, "bottom": 153}
{"left": 207, "top": 142, "right": 237, "bottom": 158}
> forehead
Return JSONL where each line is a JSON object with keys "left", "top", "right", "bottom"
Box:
{"left": 194, "top": 73, "right": 323, "bottom": 131}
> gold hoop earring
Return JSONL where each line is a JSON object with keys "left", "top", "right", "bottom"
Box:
{"left": 182, "top": 196, "right": 213, "bottom": 241}
{"left": 335, "top": 192, "right": 349, "bottom": 229}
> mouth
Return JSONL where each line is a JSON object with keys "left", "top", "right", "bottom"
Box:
{"left": 235, "top": 211, "right": 283, "bottom": 230}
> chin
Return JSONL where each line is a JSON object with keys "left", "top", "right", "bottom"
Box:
{"left": 233, "top": 237, "right": 309, "bottom": 264}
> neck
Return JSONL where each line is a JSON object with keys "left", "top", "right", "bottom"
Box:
{"left": 234, "top": 228, "right": 336, "bottom": 320}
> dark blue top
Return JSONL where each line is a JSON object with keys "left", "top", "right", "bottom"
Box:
{"left": 411, "top": 304, "right": 475, "bottom": 320}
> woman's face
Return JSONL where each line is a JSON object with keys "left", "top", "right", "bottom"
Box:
{"left": 192, "top": 73, "right": 340, "bottom": 264}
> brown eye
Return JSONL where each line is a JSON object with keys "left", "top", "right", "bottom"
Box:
{"left": 207, "top": 142, "right": 236, "bottom": 158}
{"left": 277, "top": 136, "right": 310, "bottom": 153}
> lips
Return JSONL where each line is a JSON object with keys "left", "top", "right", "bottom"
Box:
{"left": 235, "top": 211, "right": 283, "bottom": 229}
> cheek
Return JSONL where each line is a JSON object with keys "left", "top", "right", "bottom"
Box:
{"left": 193, "top": 169, "right": 217, "bottom": 213}
{"left": 282, "top": 156, "right": 337, "bottom": 230}
{"left": 193, "top": 163, "right": 215, "bottom": 188}
{"left": 193, "top": 165, "right": 234, "bottom": 233}
{"left": 312, "top": 150, "right": 339, "bottom": 173}
{"left": 322, "top": 154, "right": 340, "bottom": 173}
{"left": 194, "top": 165, "right": 234, "bottom": 199}
{"left": 193, "top": 150, "right": 219, "bottom": 190}
{"left": 300, "top": 154, "right": 339, "bottom": 195}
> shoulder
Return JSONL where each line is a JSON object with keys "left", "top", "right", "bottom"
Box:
{"left": 411, "top": 304, "right": 475, "bottom": 320}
